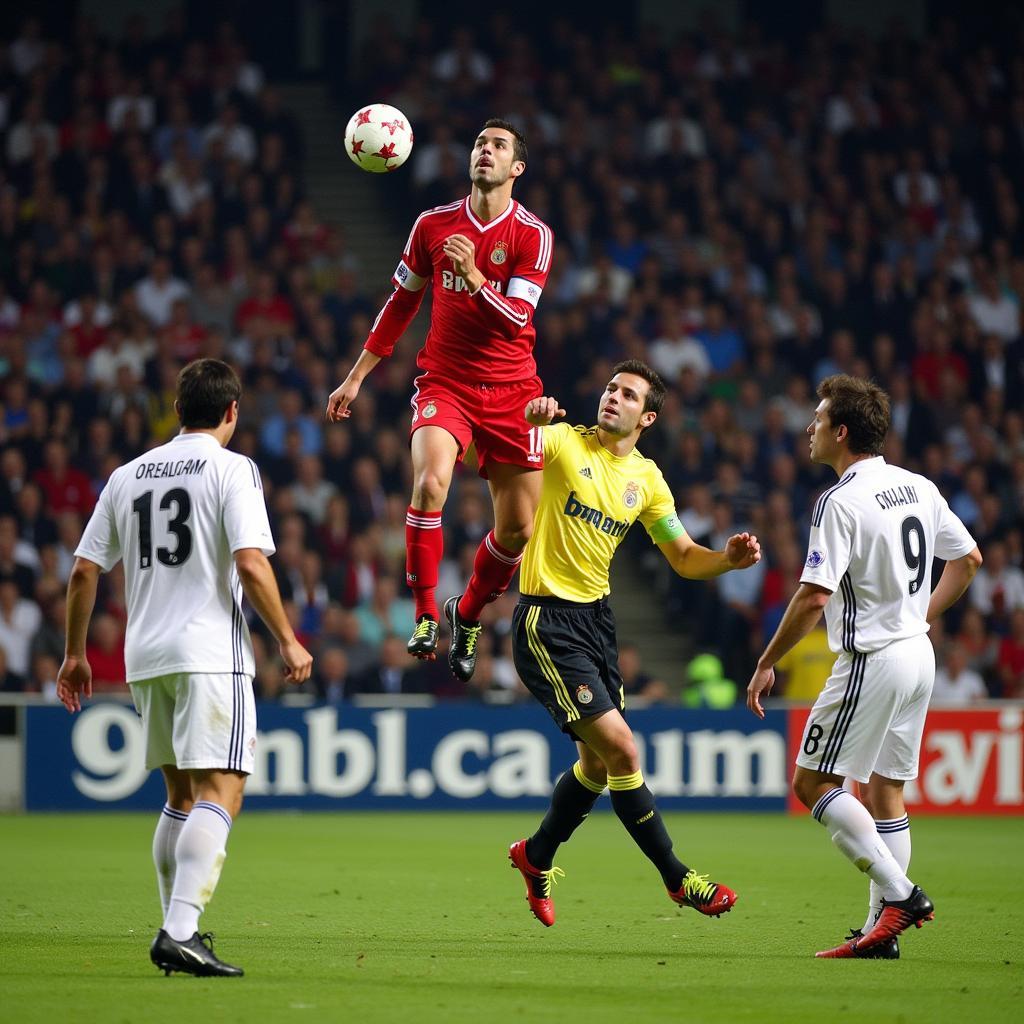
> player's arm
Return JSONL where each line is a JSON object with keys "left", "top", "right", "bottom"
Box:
{"left": 927, "top": 546, "right": 983, "bottom": 623}
{"left": 57, "top": 557, "right": 102, "bottom": 713}
{"left": 658, "top": 531, "right": 761, "bottom": 579}
{"left": 326, "top": 243, "right": 429, "bottom": 421}
{"left": 444, "top": 230, "right": 549, "bottom": 339}
{"left": 746, "top": 583, "right": 832, "bottom": 719}
{"left": 524, "top": 396, "right": 566, "bottom": 426}
{"left": 234, "top": 548, "right": 313, "bottom": 683}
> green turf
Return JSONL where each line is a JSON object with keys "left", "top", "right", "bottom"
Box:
{"left": 2, "top": 812, "right": 1021, "bottom": 1023}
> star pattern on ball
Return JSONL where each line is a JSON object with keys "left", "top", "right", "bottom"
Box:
{"left": 355, "top": 108, "right": 372, "bottom": 126}
{"left": 377, "top": 141, "right": 398, "bottom": 161}
{"left": 349, "top": 135, "right": 364, "bottom": 158}
{"left": 379, "top": 118, "right": 405, "bottom": 136}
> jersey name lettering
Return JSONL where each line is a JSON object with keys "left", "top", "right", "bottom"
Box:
{"left": 563, "top": 490, "right": 628, "bottom": 538}
{"left": 134, "top": 458, "right": 208, "bottom": 480}
{"left": 874, "top": 485, "right": 920, "bottom": 510}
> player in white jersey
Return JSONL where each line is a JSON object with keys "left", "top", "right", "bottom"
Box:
{"left": 746, "top": 375, "right": 981, "bottom": 960}
{"left": 57, "top": 359, "right": 313, "bottom": 978}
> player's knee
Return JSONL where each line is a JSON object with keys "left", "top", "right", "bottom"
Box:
{"left": 412, "top": 472, "right": 449, "bottom": 509}
{"left": 494, "top": 519, "right": 532, "bottom": 552}
{"left": 604, "top": 738, "right": 640, "bottom": 777}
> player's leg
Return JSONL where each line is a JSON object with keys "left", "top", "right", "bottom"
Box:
{"left": 572, "top": 709, "right": 736, "bottom": 916}
{"left": 154, "top": 765, "right": 192, "bottom": 916}
{"left": 151, "top": 672, "right": 254, "bottom": 977}
{"left": 525, "top": 740, "right": 607, "bottom": 869}
{"left": 448, "top": 463, "right": 541, "bottom": 679}
{"left": 406, "top": 424, "right": 460, "bottom": 656}
{"left": 860, "top": 774, "right": 911, "bottom": 937}
{"left": 797, "top": 644, "right": 932, "bottom": 957}
{"left": 131, "top": 678, "right": 187, "bottom": 919}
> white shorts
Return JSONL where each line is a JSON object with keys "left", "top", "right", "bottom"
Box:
{"left": 129, "top": 672, "right": 257, "bottom": 774}
{"left": 795, "top": 633, "right": 934, "bottom": 784}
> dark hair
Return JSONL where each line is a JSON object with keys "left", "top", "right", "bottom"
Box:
{"left": 176, "top": 358, "right": 242, "bottom": 428}
{"left": 480, "top": 118, "right": 527, "bottom": 165}
{"left": 817, "top": 374, "right": 890, "bottom": 455}
{"left": 611, "top": 359, "right": 666, "bottom": 433}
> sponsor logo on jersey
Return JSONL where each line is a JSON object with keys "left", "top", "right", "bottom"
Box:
{"left": 576, "top": 684, "right": 593, "bottom": 705}
{"left": 806, "top": 549, "right": 825, "bottom": 568}
{"left": 490, "top": 241, "right": 508, "bottom": 264}
{"left": 563, "top": 490, "right": 629, "bottom": 538}
{"left": 622, "top": 482, "right": 640, "bottom": 509}
{"left": 579, "top": 467, "right": 593, "bottom": 479}
{"left": 422, "top": 402, "right": 437, "bottom": 419}
{"left": 440, "top": 271, "right": 503, "bottom": 292}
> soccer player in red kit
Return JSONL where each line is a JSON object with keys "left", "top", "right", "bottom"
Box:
{"left": 326, "top": 119, "right": 552, "bottom": 682}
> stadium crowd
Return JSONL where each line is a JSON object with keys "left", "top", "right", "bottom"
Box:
{"left": 1, "top": 11, "right": 1023, "bottom": 706}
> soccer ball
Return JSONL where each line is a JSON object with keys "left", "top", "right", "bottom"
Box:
{"left": 344, "top": 104, "right": 414, "bottom": 173}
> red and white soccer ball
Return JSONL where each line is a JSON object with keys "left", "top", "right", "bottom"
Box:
{"left": 344, "top": 104, "right": 414, "bottom": 173}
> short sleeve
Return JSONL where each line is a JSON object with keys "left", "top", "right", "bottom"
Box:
{"left": 223, "top": 457, "right": 275, "bottom": 555}
{"left": 639, "top": 470, "right": 686, "bottom": 544}
{"left": 542, "top": 422, "right": 571, "bottom": 461}
{"left": 799, "top": 499, "right": 851, "bottom": 593}
{"left": 507, "top": 214, "right": 553, "bottom": 302}
{"left": 932, "top": 487, "right": 976, "bottom": 561}
{"left": 74, "top": 482, "right": 121, "bottom": 571}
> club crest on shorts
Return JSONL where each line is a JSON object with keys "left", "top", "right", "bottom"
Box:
{"left": 622, "top": 482, "right": 640, "bottom": 509}
{"left": 576, "top": 684, "right": 593, "bottom": 705}
{"left": 490, "top": 240, "right": 508, "bottom": 265}
{"left": 422, "top": 402, "right": 437, "bottom": 419}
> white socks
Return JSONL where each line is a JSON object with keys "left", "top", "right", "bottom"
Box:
{"left": 864, "top": 815, "right": 911, "bottom": 932}
{"left": 162, "top": 801, "right": 233, "bottom": 941}
{"left": 811, "top": 788, "right": 913, "bottom": 902}
{"left": 153, "top": 804, "right": 188, "bottom": 915}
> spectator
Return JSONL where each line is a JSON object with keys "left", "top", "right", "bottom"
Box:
{"left": 931, "top": 642, "right": 989, "bottom": 705}
{"left": 0, "top": 576, "right": 41, "bottom": 684}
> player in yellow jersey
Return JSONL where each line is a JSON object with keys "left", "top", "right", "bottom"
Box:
{"left": 507, "top": 359, "right": 762, "bottom": 927}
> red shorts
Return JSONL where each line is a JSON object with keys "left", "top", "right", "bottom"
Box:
{"left": 410, "top": 373, "right": 544, "bottom": 478}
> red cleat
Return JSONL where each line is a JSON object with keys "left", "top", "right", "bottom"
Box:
{"left": 508, "top": 839, "right": 564, "bottom": 927}
{"left": 667, "top": 870, "right": 737, "bottom": 918}
{"left": 856, "top": 885, "right": 934, "bottom": 952}
{"left": 815, "top": 928, "right": 900, "bottom": 959}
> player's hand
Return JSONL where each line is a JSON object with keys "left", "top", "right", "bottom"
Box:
{"left": 525, "top": 396, "right": 566, "bottom": 426}
{"left": 724, "top": 532, "right": 761, "bottom": 570}
{"left": 442, "top": 234, "right": 478, "bottom": 278}
{"left": 280, "top": 637, "right": 313, "bottom": 685}
{"left": 326, "top": 377, "right": 361, "bottom": 421}
{"left": 56, "top": 655, "right": 93, "bottom": 713}
{"left": 746, "top": 664, "right": 775, "bottom": 720}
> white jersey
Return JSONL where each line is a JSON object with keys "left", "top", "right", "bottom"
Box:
{"left": 800, "top": 456, "right": 976, "bottom": 654}
{"left": 75, "top": 432, "right": 274, "bottom": 682}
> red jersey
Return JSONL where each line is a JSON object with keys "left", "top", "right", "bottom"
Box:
{"left": 364, "top": 196, "right": 552, "bottom": 384}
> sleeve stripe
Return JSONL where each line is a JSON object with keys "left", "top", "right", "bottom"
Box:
{"left": 514, "top": 210, "right": 552, "bottom": 272}
{"left": 403, "top": 200, "right": 463, "bottom": 261}
{"left": 480, "top": 285, "right": 529, "bottom": 325}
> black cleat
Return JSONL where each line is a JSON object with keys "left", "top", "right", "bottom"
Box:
{"left": 850, "top": 927, "right": 900, "bottom": 959}
{"left": 444, "top": 595, "right": 483, "bottom": 682}
{"left": 856, "top": 885, "right": 934, "bottom": 952}
{"left": 150, "top": 930, "right": 244, "bottom": 977}
{"left": 407, "top": 615, "right": 439, "bottom": 659}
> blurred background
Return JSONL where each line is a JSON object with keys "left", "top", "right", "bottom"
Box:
{"left": 1, "top": 0, "right": 1023, "bottom": 716}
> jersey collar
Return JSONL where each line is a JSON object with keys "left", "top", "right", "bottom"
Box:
{"left": 852, "top": 455, "right": 886, "bottom": 471}
{"left": 463, "top": 196, "right": 515, "bottom": 233}
{"left": 172, "top": 431, "right": 221, "bottom": 446}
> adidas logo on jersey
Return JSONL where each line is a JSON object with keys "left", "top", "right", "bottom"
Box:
{"left": 579, "top": 467, "right": 593, "bottom": 479}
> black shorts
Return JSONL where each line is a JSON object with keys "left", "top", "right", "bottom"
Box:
{"left": 511, "top": 595, "right": 624, "bottom": 735}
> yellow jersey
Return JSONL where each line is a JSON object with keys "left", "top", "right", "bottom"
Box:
{"left": 776, "top": 625, "right": 834, "bottom": 701}
{"left": 519, "top": 423, "right": 685, "bottom": 602}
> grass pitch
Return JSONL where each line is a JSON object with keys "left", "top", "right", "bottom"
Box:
{"left": 2, "top": 812, "right": 1021, "bottom": 1023}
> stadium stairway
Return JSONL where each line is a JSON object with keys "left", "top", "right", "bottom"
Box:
{"left": 279, "top": 82, "right": 691, "bottom": 697}
{"left": 277, "top": 82, "right": 405, "bottom": 293}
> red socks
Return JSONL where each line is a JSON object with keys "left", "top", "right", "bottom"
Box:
{"left": 458, "top": 531, "right": 523, "bottom": 622}
{"left": 406, "top": 507, "right": 443, "bottom": 620}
